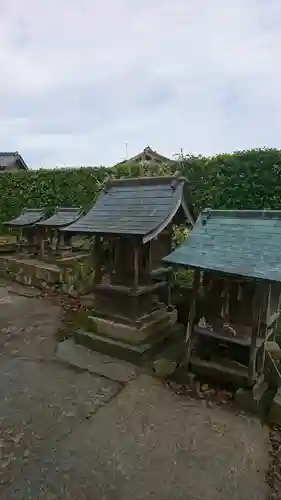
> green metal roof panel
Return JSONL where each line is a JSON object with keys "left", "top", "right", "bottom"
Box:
{"left": 163, "top": 209, "right": 281, "bottom": 282}
{"left": 63, "top": 176, "right": 195, "bottom": 240}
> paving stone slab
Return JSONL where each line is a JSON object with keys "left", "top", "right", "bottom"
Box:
{"left": 5, "top": 375, "right": 268, "bottom": 500}
{"left": 56, "top": 338, "right": 138, "bottom": 383}
{"left": 0, "top": 358, "right": 120, "bottom": 494}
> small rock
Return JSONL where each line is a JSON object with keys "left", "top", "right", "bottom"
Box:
{"left": 201, "top": 383, "right": 209, "bottom": 392}
{"left": 152, "top": 358, "right": 177, "bottom": 379}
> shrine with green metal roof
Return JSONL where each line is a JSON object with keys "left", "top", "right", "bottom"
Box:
{"left": 163, "top": 209, "right": 281, "bottom": 387}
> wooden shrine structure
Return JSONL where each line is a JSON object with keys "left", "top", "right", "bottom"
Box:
{"left": 2, "top": 207, "right": 91, "bottom": 294}
{"left": 4, "top": 208, "right": 46, "bottom": 255}
{"left": 63, "top": 175, "right": 195, "bottom": 361}
{"left": 164, "top": 209, "right": 281, "bottom": 387}
{"left": 36, "top": 207, "right": 82, "bottom": 256}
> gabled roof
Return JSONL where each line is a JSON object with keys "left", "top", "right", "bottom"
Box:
{"left": 63, "top": 176, "right": 195, "bottom": 242}
{"left": 115, "top": 146, "right": 176, "bottom": 168}
{"left": 163, "top": 209, "right": 281, "bottom": 282}
{"left": 37, "top": 207, "right": 82, "bottom": 228}
{"left": 4, "top": 209, "right": 45, "bottom": 227}
{"left": 0, "top": 152, "right": 29, "bottom": 171}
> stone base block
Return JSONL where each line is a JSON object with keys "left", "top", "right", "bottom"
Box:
{"left": 86, "top": 308, "right": 177, "bottom": 346}
{"left": 74, "top": 322, "right": 183, "bottom": 365}
{"left": 235, "top": 379, "right": 269, "bottom": 416}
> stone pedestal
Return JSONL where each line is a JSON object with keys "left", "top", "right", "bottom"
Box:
{"left": 73, "top": 308, "right": 179, "bottom": 364}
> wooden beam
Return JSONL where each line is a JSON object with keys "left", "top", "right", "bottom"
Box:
{"left": 185, "top": 268, "right": 201, "bottom": 366}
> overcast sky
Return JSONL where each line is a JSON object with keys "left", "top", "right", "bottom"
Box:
{"left": 0, "top": 0, "right": 280, "bottom": 168}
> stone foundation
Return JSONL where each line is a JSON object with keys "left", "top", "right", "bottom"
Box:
{"left": 73, "top": 308, "right": 179, "bottom": 364}
{"left": 0, "top": 252, "right": 92, "bottom": 296}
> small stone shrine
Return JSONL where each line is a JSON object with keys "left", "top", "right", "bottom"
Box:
{"left": 164, "top": 209, "right": 281, "bottom": 387}
{"left": 63, "top": 175, "right": 195, "bottom": 362}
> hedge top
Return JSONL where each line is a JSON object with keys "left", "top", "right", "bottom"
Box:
{"left": 1, "top": 148, "right": 281, "bottom": 231}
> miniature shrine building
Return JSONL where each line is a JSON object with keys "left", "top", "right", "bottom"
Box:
{"left": 36, "top": 207, "right": 82, "bottom": 255}
{"left": 63, "top": 175, "right": 195, "bottom": 360}
{"left": 163, "top": 209, "right": 281, "bottom": 386}
{"left": 4, "top": 208, "right": 46, "bottom": 254}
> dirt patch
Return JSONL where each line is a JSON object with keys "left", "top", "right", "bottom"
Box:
{"left": 268, "top": 425, "right": 281, "bottom": 499}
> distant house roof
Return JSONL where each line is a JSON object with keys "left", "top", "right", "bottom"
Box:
{"left": 4, "top": 209, "right": 45, "bottom": 227}
{"left": 163, "top": 209, "right": 281, "bottom": 282}
{"left": 0, "top": 152, "right": 29, "bottom": 171}
{"left": 115, "top": 146, "right": 177, "bottom": 168}
{"left": 63, "top": 176, "right": 195, "bottom": 242}
{"left": 37, "top": 207, "right": 82, "bottom": 228}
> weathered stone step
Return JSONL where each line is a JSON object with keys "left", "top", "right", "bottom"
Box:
{"left": 56, "top": 338, "right": 137, "bottom": 383}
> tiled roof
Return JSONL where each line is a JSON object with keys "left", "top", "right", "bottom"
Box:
{"left": 0, "top": 152, "right": 29, "bottom": 170}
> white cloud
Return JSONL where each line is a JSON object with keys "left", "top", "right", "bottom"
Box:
{"left": 0, "top": 0, "right": 281, "bottom": 167}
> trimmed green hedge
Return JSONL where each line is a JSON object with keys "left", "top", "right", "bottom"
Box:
{"left": 1, "top": 148, "right": 281, "bottom": 228}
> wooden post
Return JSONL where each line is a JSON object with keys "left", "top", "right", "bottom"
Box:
{"left": 55, "top": 230, "right": 60, "bottom": 254}
{"left": 93, "top": 235, "right": 102, "bottom": 285}
{"left": 185, "top": 268, "right": 201, "bottom": 366}
{"left": 167, "top": 267, "right": 172, "bottom": 308}
{"left": 131, "top": 240, "right": 139, "bottom": 320}
{"left": 248, "top": 283, "right": 262, "bottom": 385}
{"left": 40, "top": 234, "right": 45, "bottom": 258}
{"left": 133, "top": 241, "right": 139, "bottom": 290}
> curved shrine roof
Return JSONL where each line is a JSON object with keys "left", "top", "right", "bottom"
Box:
{"left": 4, "top": 208, "right": 45, "bottom": 227}
{"left": 37, "top": 207, "right": 82, "bottom": 228}
{"left": 63, "top": 176, "right": 195, "bottom": 242}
